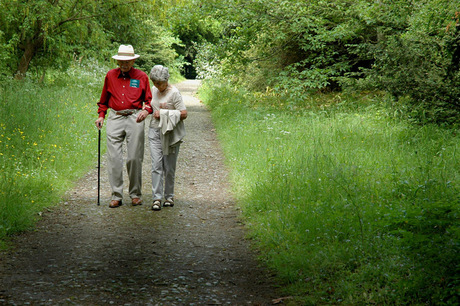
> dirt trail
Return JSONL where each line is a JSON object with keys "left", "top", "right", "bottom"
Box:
{"left": 0, "top": 80, "right": 280, "bottom": 305}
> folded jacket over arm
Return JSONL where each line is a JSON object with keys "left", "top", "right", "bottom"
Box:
{"left": 158, "top": 109, "right": 186, "bottom": 155}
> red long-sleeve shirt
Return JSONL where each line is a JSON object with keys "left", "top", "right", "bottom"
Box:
{"left": 97, "top": 67, "right": 153, "bottom": 118}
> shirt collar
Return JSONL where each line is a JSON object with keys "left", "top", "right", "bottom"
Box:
{"left": 117, "top": 68, "right": 133, "bottom": 79}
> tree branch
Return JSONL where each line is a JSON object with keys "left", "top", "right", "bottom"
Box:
{"left": 56, "top": 0, "right": 142, "bottom": 29}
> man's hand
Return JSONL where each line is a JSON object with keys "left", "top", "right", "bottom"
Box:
{"left": 136, "top": 109, "right": 149, "bottom": 123}
{"left": 95, "top": 117, "right": 104, "bottom": 129}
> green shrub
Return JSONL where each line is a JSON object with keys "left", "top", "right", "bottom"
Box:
{"left": 363, "top": 1, "right": 460, "bottom": 124}
{"left": 195, "top": 0, "right": 460, "bottom": 124}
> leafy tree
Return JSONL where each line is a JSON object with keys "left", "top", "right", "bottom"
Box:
{"left": 166, "top": 1, "right": 221, "bottom": 78}
{"left": 134, "top": 20, "right": 184, "bottom": 74}
{"left": 2, "top": 0, "right": 101, "bottom": 77}
{"left": 0, "top": 0, "right": 178, "bottom": 79}
{"left": 193, "top": 0, "right": 379, "bottom": 91}
{"left": 193, "top": 0, "right": 460, "bottom": 123}
{"left": 362, "top": 1, "right": 460, "bottom": 123}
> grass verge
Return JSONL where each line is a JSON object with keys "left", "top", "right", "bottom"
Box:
{"left": 0, "top": 63, "right": 107, "bottom": 248}
{"left": 199, "top": 79, "right": 459, "bottom": 305}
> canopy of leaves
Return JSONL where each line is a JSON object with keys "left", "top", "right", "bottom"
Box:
{"left": 190, "top": 0, "right": 459, "bottom": 124}
{"left": 0, "top": 0, "right": 458, "bottom": 123}
{"left": 165, "top": 2, "right": 222, "bottom": 78}
{"left": 0, "top": 0, "right": 183, "bottom": 78}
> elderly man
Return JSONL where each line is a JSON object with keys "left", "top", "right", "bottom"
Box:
{"left": 95, "top": 44, "right": 153, "bottom": 208}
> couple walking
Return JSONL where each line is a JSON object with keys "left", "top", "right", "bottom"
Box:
{"left": 95, "top": 44, "right": 187, "bottom": 211}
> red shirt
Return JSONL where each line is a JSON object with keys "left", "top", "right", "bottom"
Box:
{"left": 97, "top": 67, "right": 153, "bottom": 118}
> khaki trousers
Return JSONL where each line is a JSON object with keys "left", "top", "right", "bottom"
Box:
{"left": 106, "top": 110, "right": 144, "bottom": 201}
{"left": 148, "top": 127, "right": 180, "bottom": 201}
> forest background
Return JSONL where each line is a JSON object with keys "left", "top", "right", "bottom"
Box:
{"left": 0, "top": 0, "right": 459, "bottom": 304}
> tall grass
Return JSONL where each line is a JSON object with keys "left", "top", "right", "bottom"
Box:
{"left": 0, "top": 63, "right": 107, "bottom": 246}
{"left": 200, "top": 80, "right": 460, "bottom": 305}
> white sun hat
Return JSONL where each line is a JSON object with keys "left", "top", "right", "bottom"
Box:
{"left": 112, "top": 44, "right": 140, "bottom": 60}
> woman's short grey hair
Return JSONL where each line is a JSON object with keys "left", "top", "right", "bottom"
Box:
{"left": 149, "top": 65, "right": 170, "bottom": 82}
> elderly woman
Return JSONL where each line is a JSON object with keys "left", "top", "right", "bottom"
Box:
{"left": 148, "top": 65, "right": 187, "bottom": 211}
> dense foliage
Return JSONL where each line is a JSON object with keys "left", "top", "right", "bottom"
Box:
{"left": 2, "top": 1, "right": 457, "bottom": 123}
{"left": 190, "top": 0, "right": 460, "bottom": 124}
{"left": 0, "top": 0, "right": 184, "bottom": 78}
{"left": 167, "top": 6, "right": 221, "bottom": 78}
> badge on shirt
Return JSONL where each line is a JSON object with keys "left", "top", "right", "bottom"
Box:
{"left": 130, "top": 79, "right": 140, "bottom": 88}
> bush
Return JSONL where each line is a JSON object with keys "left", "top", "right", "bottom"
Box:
{"left": 362, "top": 3, "right": 460, "bottom": 124}
{"left": 195, "top": 0, "right": 460, "bottom": 124}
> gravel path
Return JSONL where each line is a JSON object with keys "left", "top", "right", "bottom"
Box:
{"left": 0, "top": 80, "right": 280, "bottom": 305}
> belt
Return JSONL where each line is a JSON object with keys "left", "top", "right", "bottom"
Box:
{"left": 116, "top": 111, "right": 133, "bottom": 116}
{"left": 115, "top": 109, "right": 139, "bottom": 116}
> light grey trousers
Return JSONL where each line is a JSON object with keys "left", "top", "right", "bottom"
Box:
{"left": 148, "top": 127, "right": 180, "bottom": 201}
{"left": 106, "top": 110, "right": 145, "bottom": 201}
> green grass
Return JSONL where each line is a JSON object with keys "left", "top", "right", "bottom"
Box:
{"left": 199, "top": 80, "right": 460, "bottom": 305}
{"left": 0, "top": 64, "right": 107, "bottom": 246}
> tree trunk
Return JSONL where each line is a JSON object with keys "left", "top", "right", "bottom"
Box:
{"left": 14, "top": 41, "right": 38, "bottom": 80}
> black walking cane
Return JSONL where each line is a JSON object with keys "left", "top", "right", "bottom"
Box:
{"left": 97, "top": 126, "right": 101, "bottom": 206}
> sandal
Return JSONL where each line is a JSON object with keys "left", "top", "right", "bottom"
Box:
{"left": 131, "top": 198, "right": 143, "bottom": 206}
{"left": 109, "top": 200, "right": 122, "bottom": 208}
{"left": 152, "top": 200, "right": 161, "bottom": 211}
{"left": 163, "top": 198, "right": 174, "bottom": 207}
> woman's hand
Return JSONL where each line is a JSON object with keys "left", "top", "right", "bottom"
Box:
{"left": 180, "top": 110, "right": 188, "bottom": 120}
{"left": 136, "top": 110, "right": 149, "bottom": 123}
